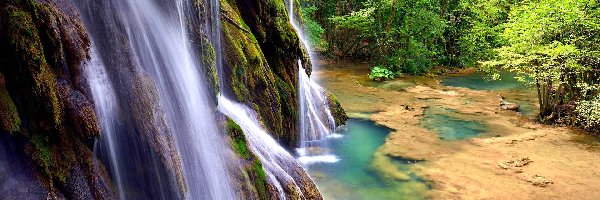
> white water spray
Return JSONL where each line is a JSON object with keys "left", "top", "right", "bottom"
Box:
{"left": 288, "top": 0, "right": 339, "bottom": 165}
{"left": 85, "top": 47, "right": 125, "bottom": 199}
{"left": 218, "top": 96, "right": 308, "bottom": 200}
{"left": 79, "top": 0, "right": 236, "bottom": 198}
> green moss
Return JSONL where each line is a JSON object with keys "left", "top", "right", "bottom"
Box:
{"left": 233, "top": 138, "right": 250, "bottom": 159}
{"left": 31, "top": 133, "right": 51, "bottom": 171}
{"left": 38, "top": 65, "right": 61, "bottom": 127}
{"left": 6, "top": 6, "right": 62, "bottom": 127}
{"left": 251, "top": 159, "right": 267, "bottom": 199}
{"left": 220, "top": 0, "right": 327, "bottom": 147}
{"left": 225, "top": 116, "right": 267, "bottom": 198}
{"left": 200, "top": 36, "right": 219, "bottom": 96}
{"left": 326, "top": 93, "right": 348, "bottom": 126}
{"left": 227, "top": 118, "right": 242, "bottom": 132}
{"left": 7, "top": 9, "right": 46, "bottom": 68}
{"left": 227, "top": 119, "right": 251, "bottom": 159}
{"left": 0, "top": 86, "right": 21, "bottom": 133}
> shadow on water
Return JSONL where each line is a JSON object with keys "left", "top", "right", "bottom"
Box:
{"left": 307, "top": 119, "right": 430, "bottom": 200}
{"left": 420, "top": 107, "right": 489, "bottom": 140}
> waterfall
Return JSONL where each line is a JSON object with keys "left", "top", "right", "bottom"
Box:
{"left": 218, "top": 96, "right": 307, "bottom": 199}
{"left": 85, "top": 46, "right": 125, "bottom": 199}
{"left": 76, "top": 0, "right": 235, "bottom": 199}
{"left": 287, "top": 0, "right": 339, "bottom": 165}
{"left": 209, "top": 2, "right": 307, "bottom": 198}
{"left": 297, "top": 60, "right": 339, "bottom": 165}
{"left": 204, "top": 0, "right": 226, "bottom": 93}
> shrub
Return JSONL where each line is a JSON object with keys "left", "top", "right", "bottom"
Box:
{"left": 368, "top": 65, "right": 398, "bottom": 81}
{"left": 576, "top": 95, "right": 600, "bottom": 132}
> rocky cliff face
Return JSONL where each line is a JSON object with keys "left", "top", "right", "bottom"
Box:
{"left": 0, "top": 0, "right": 112, "bottom": 198}
{"left": 219, "top": 0, "right": 308, "bottom": 147}
{"left": 0, "top": 0, "right": 344, "bottom": 198}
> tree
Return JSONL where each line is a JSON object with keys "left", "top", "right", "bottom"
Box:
{"left": 482, "top": 0, "right": 600, "bottom": 122}
{"left": 330, "top": 0, "right": 446, "bottom": 78}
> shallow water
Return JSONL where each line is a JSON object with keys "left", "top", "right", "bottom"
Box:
{"left": 442, "top": 71, "right": 526, "bottom": 91}
{"left": 307, "top": 119, "right": 429, "bottom": 200}
{"left": 442, "top": 71, "right": 539, "bottom": 117}
{"left": 421, "top": 107, "right": 488, "bottom": 140}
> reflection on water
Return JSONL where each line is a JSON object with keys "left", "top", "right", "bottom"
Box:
{"left": 421, "top": 107, "right": 488, "bottom": 140}
{"left": 441, "top": 70, "right": 539, "bottom": 117}
{"left": 307, "top": 119, "right": 430, "bottom": 200}
{"left": 442, "top": 71, "right": 527, "bottom": 91}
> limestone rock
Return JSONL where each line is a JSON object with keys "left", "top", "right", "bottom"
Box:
{"left": 500, "top": 100, "right": 520, "bottom": 111}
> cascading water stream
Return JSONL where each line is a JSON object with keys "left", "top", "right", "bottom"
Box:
{"left": 204, "top": 0, "right": 226, "bottom": 93}
{"left": 76, "top": 0, "right": 235, "bottom": 198}
{"left": 207, "top": 3, "right": 307, "bottom": 198}
{"left": 218, "top": 96, "right": 307, "bottom": 200}
{"left": 112, "top": 0, "right": 235, "bottom": 198}
{"left": 287, "top": 0, "right": 339, "bottom": 165}
{"left": 297, "top": 60, "right": 339, "bottom": 165}
{"left": 85, "top": 46, "right": 125, "bottom": 199}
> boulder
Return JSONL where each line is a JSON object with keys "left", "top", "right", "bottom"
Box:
{"left": 500, "top": 101, "right": 520, "bottom": 111}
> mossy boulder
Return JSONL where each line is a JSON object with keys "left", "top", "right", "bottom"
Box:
{"left": 327, "top": 92, "right": 348, "bottom": 126}
{"left": 219, "top": 0, "right": 311, "bottom": 147}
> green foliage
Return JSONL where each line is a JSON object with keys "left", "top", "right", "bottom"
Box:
{"left": 452, "top": 0, "right": 511, "bottom": 67}
{"left": 307, "top": 0, "right": 599, "bottom": 129}
{"left": 301, "top": 5, "right": 326, "bottom": 49}
{"left": 368, "top": 65, "right": 397, "bottom": 81}
{"left": 576, "top": 95, "right": 600, "bottom": 131}
{"left": 482, "top": 0, "right": 600, "bottom": 119}
{"left": 300, "top": 0, "right": 510, "bottom": 69}
{"left": 307, "top": 0, "right": 448, "bottom": 74}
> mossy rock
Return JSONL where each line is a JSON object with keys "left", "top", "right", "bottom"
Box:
{"left": 225, "top": 117, "right": 269, "bottom": 199}
{"left": 326, "top": 92, "right": 348, "bottom": 126}
{"left": 0, "top": 75, "right": 21, "bottom": 133}
{"left": 220, "top": 0, "right": 310, "bottom": 147}
{"left": 227, "top": 118, "right": 251, "bottom": 159}
{"left": 0, "top": 0, "right": 111, "bottom": 198}
{"left": 5, "top": 5, "right": 63, "bottom": 128}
